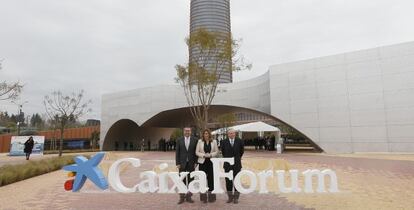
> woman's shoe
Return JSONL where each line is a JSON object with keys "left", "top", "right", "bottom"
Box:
{"left": 200, "top": 193, "right": 207, "bottom": 203}
{"left": 208, "top": 193, "right": 216, "bottom": 202}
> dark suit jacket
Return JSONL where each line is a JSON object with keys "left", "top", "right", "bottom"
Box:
{"left": 221, "top": 137, "right": 244, "bottom": 171}
{"left": 175, "top": 136, "right": 198, "bottom": 170}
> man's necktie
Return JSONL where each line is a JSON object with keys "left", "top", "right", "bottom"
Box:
{"left": 185, "top": 138, "right": 189, "bottom": 150}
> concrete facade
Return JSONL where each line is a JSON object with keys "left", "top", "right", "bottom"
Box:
{"left": 101, "top": 41, "right": 414, "bottom": 153}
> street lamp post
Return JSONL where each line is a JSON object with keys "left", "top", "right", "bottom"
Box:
{"left": 16, "top": 122, "right": 20, "bottom": 136}
{"left": 12, "top": 101, "right": 28, "bottom": 136}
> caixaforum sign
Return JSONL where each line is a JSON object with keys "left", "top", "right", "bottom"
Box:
{"left": 63, "top": 153, "right": 339, "bottom": 194}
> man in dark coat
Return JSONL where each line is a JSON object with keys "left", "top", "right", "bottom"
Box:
{"left": 24, "top": 136, "right": 34, "bottom": 160}
{"left": 175, "top": 127, "right": 198, "bottom": 204}
{"left": 221, "top": 129, "right": 244, "bottom": 204}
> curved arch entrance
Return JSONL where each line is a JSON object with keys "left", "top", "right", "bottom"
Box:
{"left": 102, "top": 105, "right": 323, "bottom": 152}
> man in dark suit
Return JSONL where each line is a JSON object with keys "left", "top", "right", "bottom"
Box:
{"left": 221, "top": 129, "right": 244, "bottom": 204}
{"left": 175, "top": 127, "right": 198, "bottom": 204}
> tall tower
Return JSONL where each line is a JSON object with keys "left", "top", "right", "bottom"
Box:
{"left": 190, "top": 0, "right": 232, "bottom": 83}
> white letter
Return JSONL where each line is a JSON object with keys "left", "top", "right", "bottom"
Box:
{"left": 257, "top": 170, "right": 273, "bottom": 194}
{"left": 234, "top": 170, "right": 257, "bottom": 194}
{"left": 168, "top": 172, "right": 189, "bottom": 194}
{"left": 158, "top": 172, "right": 169, "bottom": 193}
{"left": 188, "top": 171, "right": 208, "bottom": 193}
{"left": 211, "top": 158, "right": 234, "bottom": 194}
{"left": 138, "top": 171, "right": 158, "bottom": 193}
{"left": 108, "top": 158, "right": 141, "bottom": 193}
{"left": 156, "top": 163, "right": 170, "bottom": 193}
{"left": 302, "top": 169, "right": 339, "bottom": 193}
{"left": 276, "top": 170, "right": 301, "bottom": 193}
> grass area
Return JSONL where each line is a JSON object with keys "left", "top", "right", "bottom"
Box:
{"left": 0, "top": 155, "right": 79, "bottom": 187}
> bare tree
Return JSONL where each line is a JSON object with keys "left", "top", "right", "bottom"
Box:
{"left": 175, "top": 28, "right": 251, "bottom": 132}
{"left": 45, "top": 114, "right": 60, "bottom": 151}
{"left": 43, "top": 90, "right": 91, "bottom": 156}
{"left": 0, "top": 60, "right": 23, "bottom": 101}
{"left": 218, "top": 113, "right": 236, "bottom": 130}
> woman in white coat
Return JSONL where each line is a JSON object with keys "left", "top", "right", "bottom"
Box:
{"left": 196, "top": 129, "right": 219, "bottom": 203}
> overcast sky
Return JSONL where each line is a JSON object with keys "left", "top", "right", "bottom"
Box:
{"left": 1, "top": 0, "right": 414, "bottom": 121}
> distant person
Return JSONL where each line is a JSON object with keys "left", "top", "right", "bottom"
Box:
{"left": 266, "top": 137, "right": 271, "bottom": 150}
{"left": 162, "top": 138, "right": 167, "bottom": 152}
{"left": 158, "top": 139, "right": 163, "bottom": 151}
{"left": 254, "top": 137, "right": 258, "bottom": 150}
{"left": 260, "top": 137, "right": 264, "bottom": 150}
{"left": 175, "top": 127, "right": 197, "bottom": 204}
{"left": 221, "top": 129, "right": 244, "bottom": 204}
{"left": 196, "top": 129, "right": 218, "bottom": 203}
{"left": 24, "top": 136, "right": 34, "bottom": 160}
{"left": 114, "top": 141, "right": 119, "bottom": 151}
{"left": 167, "top": 139, "right": 171, "bottom": 151}
{"left": 271, "top": 135, "right": 276, "bottom": 151}
{"left": 141, "top": 139, "right": 145, "bottom": 152}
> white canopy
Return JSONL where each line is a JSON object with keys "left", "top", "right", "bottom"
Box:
{"left": 212, "top": 121, "right": 280, "bottom": 135}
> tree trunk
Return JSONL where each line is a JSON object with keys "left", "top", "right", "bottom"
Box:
{"left": 59, "top": 125, "right": 64, "bottom": 157}
{"left": 203, "top": 108, "right": 208, "bottom": 130}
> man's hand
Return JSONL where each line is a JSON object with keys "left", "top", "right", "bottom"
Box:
{"left": 176, "top": 165, "right": 180, "bottom": 169}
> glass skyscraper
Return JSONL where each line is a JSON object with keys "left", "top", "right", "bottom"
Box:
{"left": 190, "top": 0, "right": 232, "bottom": 83}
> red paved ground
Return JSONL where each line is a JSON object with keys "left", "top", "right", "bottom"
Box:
{"left": 1, "top": 151, "right": 413, "bottom": 209}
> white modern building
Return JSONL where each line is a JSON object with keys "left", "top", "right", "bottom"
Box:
{"left": 101, "top": 41, "right": 414, "bottom": 153}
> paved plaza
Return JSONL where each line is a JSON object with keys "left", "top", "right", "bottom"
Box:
{"left": 0, "top": 151, "right": 413, "bottom": 210}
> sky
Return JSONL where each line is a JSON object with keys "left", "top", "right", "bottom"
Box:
{"left": 1, "top": 0, "right": 414, "bottom": 121}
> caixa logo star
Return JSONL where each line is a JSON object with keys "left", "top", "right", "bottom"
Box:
{"left": 63, "top": 152, "right": 108, "bottom": 192}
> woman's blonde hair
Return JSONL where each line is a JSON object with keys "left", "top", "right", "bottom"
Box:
{"left": 202, "top": 129, "right": 212, "bottom": 142}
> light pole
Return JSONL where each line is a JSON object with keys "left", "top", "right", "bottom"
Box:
{"left": 11, "top": 100, "right": 28, "bottom": 136}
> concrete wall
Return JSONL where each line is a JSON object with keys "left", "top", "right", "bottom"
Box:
{"left": 101, "top": 41, "right": 414, "bottom": 153}
{"left": 269, "top": 41, "right": 414, "bottom": 153}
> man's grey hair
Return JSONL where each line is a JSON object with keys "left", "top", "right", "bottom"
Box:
{"left": 227, "top": 128, "right": 236, "bottom": 133}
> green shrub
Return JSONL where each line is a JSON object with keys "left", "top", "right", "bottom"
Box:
{"left": 0, "top": 155, "right": 81, "bottom": 187}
